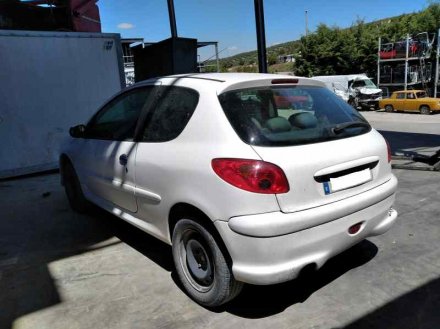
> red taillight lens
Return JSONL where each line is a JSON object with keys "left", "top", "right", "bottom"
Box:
{"left": 348, "top": 222, "right": 363, "bottom": 235}
{"left": 385, "top": 139, "right": 392, "bottom": 163}
{"left": 211, "top": 158, "right": 290, "bottom": 194}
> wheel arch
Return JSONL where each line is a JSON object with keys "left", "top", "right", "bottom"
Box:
{"left": 169, "top": 203, "right": 214, "bottom": 239}
{"left": 419, "top": 104, "right": 430, "bottom": 110}
{"left": 168, "top": 202, "right": 232, "bottom": 263}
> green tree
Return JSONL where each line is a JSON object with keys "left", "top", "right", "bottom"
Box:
{"left": 267, "top": 53, "right": 278, "bottom": 65}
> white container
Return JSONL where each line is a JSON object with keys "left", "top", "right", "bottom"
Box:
{"left": 0, "top": 30, "right": 125, "bottom": 178}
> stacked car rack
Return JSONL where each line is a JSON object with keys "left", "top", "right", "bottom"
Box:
{"left": 377, "top": 31, "right": 439, "bottom": 97}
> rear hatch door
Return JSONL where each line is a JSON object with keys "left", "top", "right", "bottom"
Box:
{"left": 251, "top": 130, "right": 392, "bottom": 213}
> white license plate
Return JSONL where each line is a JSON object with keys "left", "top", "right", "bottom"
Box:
{"left": 324, "top": 168, "right": 372, "bottom": 194}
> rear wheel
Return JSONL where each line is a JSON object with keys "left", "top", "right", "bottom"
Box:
{"left": 420, "top": 105, "right": 431, "bottom": 115}
{"left": 172, "top": 218, "right": 243, "bottom": 307}
{"left": 385, "top": 105, "right": 394, "bottom": 113}
{"left": 63, "top": 162, "right": 90, "bottom": 213}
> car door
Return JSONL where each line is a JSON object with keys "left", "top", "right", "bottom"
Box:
{"left": 394, "top": 92, "right": 406, "bottom": 111}
{"left": 133, "top": 86, "right": 200, "bottom": 228}
{"left": 405, "top": 92, "right": 418, "bottom": 112}
{"left": 79, "top": 86, "right": 157, "bottom": 213}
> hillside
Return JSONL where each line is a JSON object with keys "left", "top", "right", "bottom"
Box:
{"left": 205, "top": 3, "right": 440, "bottom": 77}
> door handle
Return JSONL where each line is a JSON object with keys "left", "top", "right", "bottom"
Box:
{"left": 119, "top": 154, "right": 128, "bottom": 166}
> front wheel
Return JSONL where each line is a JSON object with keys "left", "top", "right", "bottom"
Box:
{"left": 63, "top": 162, "right": 90, "bottom": 213}
{"left": 348, "top": 98, "right": 358, "bottom": 110}
{"left": 172, "top": 218, "right": 243, "bottom": 307}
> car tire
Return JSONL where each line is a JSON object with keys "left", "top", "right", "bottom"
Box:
{"left": 348, "top": 98, "right": 357, "bottom": 110}
{"left": 420, "top": 105, "right": 431, "bottom": 115}
{"left": 172, "top": 218, "right": 243, "bottom": 307}
{"left": 63, "top": 162, "right": 90, "bottom": 213}
{"left": 385, "top": 105, "right": 394, "bottom": 113}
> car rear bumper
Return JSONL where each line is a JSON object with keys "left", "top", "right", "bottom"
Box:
{"left": 214, "top": 178, "right": 398, "bottom": 285}
{"left": 228, "top": 175, "right": 397, "bottom": 238}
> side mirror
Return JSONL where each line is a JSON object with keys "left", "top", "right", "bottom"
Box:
{"left": 69, "top": 124, "right": 87, "bottom": 138}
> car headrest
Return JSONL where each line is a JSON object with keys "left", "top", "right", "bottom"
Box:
{"left": 265, "top": 117, "right": 291, "bottom": 133}
{"left": 288, "top": 112, "right": 318, "bottom": 129}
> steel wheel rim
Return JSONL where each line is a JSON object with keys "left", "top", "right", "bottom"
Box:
{"left": 179, "top": 229, "right": 214, "bottom": 292}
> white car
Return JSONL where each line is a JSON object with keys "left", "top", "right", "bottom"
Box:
{"left": 60, "top": 73, "right": 398, "bottom": 306}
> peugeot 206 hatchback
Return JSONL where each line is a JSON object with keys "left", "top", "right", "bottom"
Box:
{"left": 60, "top": 73, "right": 398, "bottom": 306}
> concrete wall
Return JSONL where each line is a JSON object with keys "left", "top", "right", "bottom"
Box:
{"left": 0, "top": 30, "right": 124, "bottom": 178}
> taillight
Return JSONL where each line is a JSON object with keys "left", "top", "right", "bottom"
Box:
{"left": 211, "top": 158, "right": 289, "bottom": 194}
{"left": 385, "top": 139, "right": 392, "bottom": 163}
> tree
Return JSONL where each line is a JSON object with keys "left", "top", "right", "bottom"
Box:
{"left": 294, "top": 3, "right": 440, "bottom": 78}
{"left": 267, "top": 53, "right": 277, "bottom": 65}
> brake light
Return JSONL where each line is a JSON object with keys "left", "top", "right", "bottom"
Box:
{"left": 385, "top": 139, "right": 392, "bottom": 163}
{"left": 271, "top": 78, "right": 298, "bottom": 84}
{"left": 211, "top": 158, "right": 289, "bottom": 194}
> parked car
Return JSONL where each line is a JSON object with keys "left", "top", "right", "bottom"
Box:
{"left": 379, "top": 43, "right": 396, "bottom": 59}
{"left": 379, "top": 32, "right": 435, "bottom": 60}
{"left": 60, "top": 73, "right": 398, "bottom": 306}
{"left": 379, "top": 90, "right": 440, "bottom": 114}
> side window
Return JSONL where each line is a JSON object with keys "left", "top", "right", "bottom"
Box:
{"left": 141, "top": 86, "right": 199, "bottom": 142}
{"left": 407, "top": 93, "right": 415, "bottom": 99}
{"left": 396, "top": 93, "right": 405, "bottom": 99}
{"left": 351, "top": 80, "right": 366, "bottom": 88}
{"left": 87, "top": 87, "right": 153, "bottom": 140}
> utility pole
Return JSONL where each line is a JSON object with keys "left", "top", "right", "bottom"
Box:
{"left": 435, "top": 28, "right": 439, "bottom": 97}
{"left": 254, "top": 0, "right": 268, "bottom": 73}
{"left": 377, "top": 37, "right": 381, "bottom": 86}
{"left": 305, "top": 10, "right": 309, "bottom": 37}
{"left": 215, "top": 42, "right": 220, "bottom": 73}
{"left": 167, "top": 0, "right": 178, "bottom": 38}
{"left": 404, "top": 34, "right": 409, "bottom": 91}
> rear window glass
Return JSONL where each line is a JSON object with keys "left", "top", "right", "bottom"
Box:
{"left": 218, "top": 85, "right": 371, "bottom": 147}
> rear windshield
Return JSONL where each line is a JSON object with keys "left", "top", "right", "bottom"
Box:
{"left": 218, "top": 85, "right": 371, "bottom": 147}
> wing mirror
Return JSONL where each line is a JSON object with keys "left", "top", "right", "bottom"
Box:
{"left": 69, "top": 124, "right": 87, "bottom": 138}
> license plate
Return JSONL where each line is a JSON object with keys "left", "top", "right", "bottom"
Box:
{"left": 323, "top": 168, "right": 372, "bottom": 194}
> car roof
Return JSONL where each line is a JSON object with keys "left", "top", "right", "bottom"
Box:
{"left": 134, "top": 73, "right": 325, "bottom": 94}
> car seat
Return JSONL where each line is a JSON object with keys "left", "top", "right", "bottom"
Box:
{"left": 288, "top": 112, "right": 318, "bottom": 129}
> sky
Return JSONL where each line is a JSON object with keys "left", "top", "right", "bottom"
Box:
{"left": 99, "top": 0, "right": 433, "bottom": 61}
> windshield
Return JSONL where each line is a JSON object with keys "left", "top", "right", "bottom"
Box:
{"left": 352, "top": 79, "right": 377, "bottom": 89}
{"left": 218, "top": 85, "right": 371, "bottom": 147}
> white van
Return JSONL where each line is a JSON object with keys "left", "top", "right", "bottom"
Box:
{"left": 313, "top": 74, "right": 383, "bottom": 110}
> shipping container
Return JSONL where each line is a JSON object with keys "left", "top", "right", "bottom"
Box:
{"left": 0, "top": 30, "right": 125, "bottom": 178}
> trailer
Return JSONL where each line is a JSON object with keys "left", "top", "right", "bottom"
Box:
{"left": 0, "top": 30, "right": 124, "bottom": 178}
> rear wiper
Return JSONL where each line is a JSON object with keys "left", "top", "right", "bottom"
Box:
{"left": 332, "top": 122, "right": 370, "bottom": 134}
